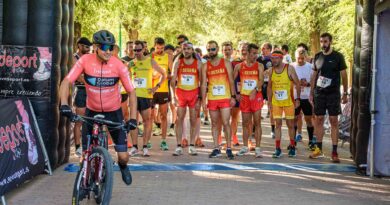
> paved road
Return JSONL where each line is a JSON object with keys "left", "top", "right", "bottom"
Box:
{"left": 5, "top": 112, "right": 390, "bottom": 205}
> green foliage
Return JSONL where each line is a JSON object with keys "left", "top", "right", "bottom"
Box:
{"left": 75, "top": 0, "right": 355, "bottom": 63}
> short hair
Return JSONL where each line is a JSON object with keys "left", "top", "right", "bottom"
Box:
{"left": 164, "top": 44, "right": 175, "bottom": 51}
{"left": 134, "top": 40, "right": 144, "bottom": 48}
{"left": 295, "top": 47, "right": 307, "bottom": 58}
{"left": 222, "top": 41, "right": 233, "bottom": 48}
{"left": 195, "top": 48, "right": 202, "bottom": 54}
{"left": 247, "top": 43, "right": 259, "bottom": 52}
{"left": 272, "top": 50, "right": 284, "bottom": 56}
{"left": 320, "top": 32, "right": 333, "bottom": 42}
{"left": 126, "top": 41, "right": 134, "bottom": 46}
{"left": 281, "top": 44, "right": 289, "bottom": 52}
{"left": 154, "top": 37, "right": 165, "bottom": 45}
{"left": 262, "top": 42, "right": 272, "bottom": 50}
{"left": 207, "top": 40, "right": 219, "bottom": 48}
{"left": 177, "top": 34, "right": 188, "bottom": 41}
{"left": 297, "top": 43, "right": 309, "bottom": 51}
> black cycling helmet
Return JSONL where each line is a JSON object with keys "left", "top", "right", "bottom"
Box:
{"left": 92, "top": 30, "right": 115, "bottom": 45}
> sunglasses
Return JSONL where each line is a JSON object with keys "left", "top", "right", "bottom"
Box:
{"left": 98, "top": 44, "right": 114, "bottom": 52}
{"left": 207, "top": 48, "right": 217, "bottom": 52}
{"left": 133, "top": 49, "right": 143, "bottom": 53}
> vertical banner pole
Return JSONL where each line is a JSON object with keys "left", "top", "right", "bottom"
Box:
{"left": 28, "top": 100, "right": 53, "bottom": 176}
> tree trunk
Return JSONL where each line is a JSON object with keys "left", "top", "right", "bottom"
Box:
{"left": 309, "top": 29, "right": 320, "bottom": 56}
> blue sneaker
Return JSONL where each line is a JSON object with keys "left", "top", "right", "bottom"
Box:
{"left": 209, "top": 148, "right": 222, "bottom": 158}
{"left": 288, "top": 147, "right": 296, "bottom": 157}
{"left": 272, "top": 148, "right": 282, "bottom": 158}
{"left": 295, "top": 134, "right": 302, "bottom": 142}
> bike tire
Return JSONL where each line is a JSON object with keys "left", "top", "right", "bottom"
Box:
{"left": 71, "top": 167, "right": 84, "bottom": 205}
{"left": 91, "top": 146, "right": 113, "bottom": 205}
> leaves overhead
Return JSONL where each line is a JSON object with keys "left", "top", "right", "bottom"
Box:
{"left": 75, "top": 0, "right": 354, "bottom": 62}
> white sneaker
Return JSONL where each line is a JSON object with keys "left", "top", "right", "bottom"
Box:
{"left": 236, "top": 146, "right": 249, "bottom": 156}
{"left": 172, "top": 147, "right": 183, "bottom": 156}
{"left": 255, "top": 147, "right": 263, "bottom": 158}
{"left": 188, "top": 146, "right": 198, "bottom": 156}
{"left": 153, "top": 127, "right": 162, "bottom": 136}
{"left": 143, "top": 148, "right": 150, "bottom": 157}
{"left": 168, "top": 128, "right": 175, "bottom": 136}
{"left": 129, "top": 147, "right": 139, "bottom": 157}
{"left": 75, "top": 147, "right": 82, "bottom": 157}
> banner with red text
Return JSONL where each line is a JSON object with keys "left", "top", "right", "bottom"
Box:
{"left": 0, "top": 98, "right": 45, "bottom": 196}
{"left": 0, "top": 46, "right": 52, "bottom": 98}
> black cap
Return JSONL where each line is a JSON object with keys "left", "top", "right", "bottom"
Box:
{"left": 77, "top": 37, "right": 92, "bottom": 46}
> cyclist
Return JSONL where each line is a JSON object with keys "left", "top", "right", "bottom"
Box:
{"left": 59, "top": 30, "right": 137, "bottom": 185}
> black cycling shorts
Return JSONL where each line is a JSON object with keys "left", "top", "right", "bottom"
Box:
{"left": 314, "top": 91, "right": 341, "bottom": 116}
{"left": 262, "top": 82, "right": 268, "bottom": 101}
{"left": 295, "top": 99, "right": 313, "bottom": 116}
{"left": 82, "top": 108, "right": 127, "bottom": 152}
{"left": 74, "top": 87, "right": 86, "bottom": 108}
{"left": 152, "top": 92, "right": 171, "bottom": 106}
{"left": 121, "top": 93, "right": 129, "bottom": 103}
{"left": 137, "top": 97, "right": 153, "bottom": 111}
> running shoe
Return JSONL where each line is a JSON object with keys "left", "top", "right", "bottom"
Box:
{"left": 331, "top": 152, "right": 340, "bottom": 163}
{"left": 173, "top": 147, "right": 183, "bottom": 156}
{"left": 295, "top": 134, "right": 302, "bottom": 142}
{"left": 147, "top": 141, "right": 152, "bottom": 149}
{"left": 288, "top": 147, "right": 296, "bottom": 157}
{"left": 203, "top": 118, "right": 210, "bottom": 125}
{"left": 255, "top": 147, "right": 263, "bottom": 158}
{"left": 153, "top": 127, "right": 162, "bottom": 136}
{"left": 188, "top": 146, "right": 198, "bottom": 156}
{"left": 271, "top": 131, "right": 275, "bottom": 139}
{"left": 236, "top": 146, "right": 249, "bottom": 156}
{"left": 272, "top": 148, "right": 283, "bottom": 158}
{"left": 75, "top": 147, "right": 82, "bottom": 157}
{"left": 143, "top": 148, "right": 150, "bottom": 157}
{"left": 309, "top": 146, "right": 324, "bottom": 159}
{"left": 128, "top": 147, "right": 139, "bottom": 157}
{"left": 226, "top": 149, "right": 234, "bottom": 160}
{"left": 119, "top": 165, "right": 132, "bottom": 185}
{"left": 209, "top": 148, "right": 221, "bottom": 158}
{"left": 160, "top": 140, "right": 169, "bottom": 151}
{"left": 308, "top": 142, "right": 316, "bottom": 151}
{"left": 168, "top": 128, "right": 175, "bottom": 136}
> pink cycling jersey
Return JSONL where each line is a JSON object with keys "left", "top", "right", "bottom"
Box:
{"left": 66, "top": 54, "right": 134, "bottom": 112}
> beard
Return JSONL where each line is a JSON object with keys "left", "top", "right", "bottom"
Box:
{"left": 184, "top": 53, "right": 192, "bottom": 59}
{"left": 209, "top": 53, "right": 218, "bottom": 59}
{"left": 321, "top": 45, "right": 330, "bottom": 53}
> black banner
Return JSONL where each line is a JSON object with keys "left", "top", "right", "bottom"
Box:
{"left": 0, "top": 45, "right": 51, "bottom": 98}
{"left": 0, "top": 97, "right": 45, "bottom": 196}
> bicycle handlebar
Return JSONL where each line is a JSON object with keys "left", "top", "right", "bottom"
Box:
{"left": 73, "top": 115, "right": 125, "bottom": 128}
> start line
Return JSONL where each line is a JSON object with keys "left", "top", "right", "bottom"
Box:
{"left": 64, "top": 162, "right": 356, "bottom": 173}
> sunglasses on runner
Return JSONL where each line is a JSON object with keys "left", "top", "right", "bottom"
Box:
{"left": 133, "top": 48, "right": 143, "bottom": 53}
{"left": 98, "top": 44, "right": 114, "bottom": 52}
{"left": 207, "top": 48, "right": 217, "bottom": 52}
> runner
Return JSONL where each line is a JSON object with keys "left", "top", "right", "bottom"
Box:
{"left": 171, "top": 41, "right": 202, "bottom": 156}
{"left": 309, "top": 33, "right": 348, "bottom": 163}
{"left": 201, "top": 40, "right": 236, "bottom": 159}
{"left": 267, "top": 50, "right": 301, "bottom": 158}
{"left": 257, "top": 43, "right": 275, "bottom": 138}
{"left": 128, "top": 40, "right": 167, "bottom": 157}
{"left": 122, "top": 41, "right": 135, "bottom": 63}
{"left": 234, "top": 43, "right": 265, "bottom": 158}
{"left": 292, "top": 48, "right": 315, "bottom": 150}
{"left": 231, "top": 41, "right": 249, "bottom": 147}
{"left": 151, "top": 37, "right": 173, "bottom": 151}
{"left": 72, "top": 37, "right": 92, "bottom": 156}
{"left": 59, "top": 30, "right": 137, "bottom": 185}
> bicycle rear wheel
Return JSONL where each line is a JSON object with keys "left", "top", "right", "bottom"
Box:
{"left": 90, "top": 146, "right": 113, "bottom": 205}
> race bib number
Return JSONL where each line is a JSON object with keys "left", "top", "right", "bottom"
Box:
{"left": 243, "top": 80, "right": 257, "bottom": 91}
{"left": 134, "top": 78, "right": 147, "bottom": 88}
{"left": 317, "top": 76, "right": 332, "bottom": 88}
{"left": 212, "top": 85, "right": 226, "bottom": 96}
{"left": 274, "top": 90, "right": 288, "bottom": 101}
{"left": 181, "top": 75, "right": 195, "bottom": 86}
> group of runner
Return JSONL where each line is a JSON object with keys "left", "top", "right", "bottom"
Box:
{"left": 62, "top": 31, "right": 349, "bottom": 183}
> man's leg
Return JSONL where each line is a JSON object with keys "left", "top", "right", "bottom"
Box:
{"left": 241, "top": 112, "right": 252, "bottom": 148}
{"left": 169, "top": 102, "right": 177, "bottom": 135}
{"left": 158, "top": 103, "right": 169, "bottom": 151}
{"left": 253, "top": 110, "right": 262, "bottom": 148}
{"left": 231, "top": 107, "right": 240, "bottom": 146}
{"left": 175, "top": 107, "right": 186, "bottom": 145}
{"left": 189, "top": 107, "right": 198, "bottom": 145}
{"left": 140, "top": 108, "right": 152, "bottom": 156}
{"left": 220, "top": 108, "right": 232, "bottom": 148}
{"left": 210, "top": 110, "right": 221, "bottom": 148}
{"left": 329, "top": 116, "right": 340, "bottom": 162}
{"left": 74, "top": 106, "right": 85, "bottom": 155}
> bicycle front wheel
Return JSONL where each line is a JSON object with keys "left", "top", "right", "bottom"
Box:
{"left": 90, "top": 146, "right": 113, "bottom": 205}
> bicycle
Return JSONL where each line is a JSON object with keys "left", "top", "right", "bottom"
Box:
{"left": 71, "top": 114, "right": 127, "bottom": 205}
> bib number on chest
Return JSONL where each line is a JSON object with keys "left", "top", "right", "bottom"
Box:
{"left": 181, "top": 75, "right": 195, "bottom": 86}
{"left": 134, "top": 78, "right": 147, "bottom": 88}
{"left": 275, "top": 90, "right": 288, "bottom": 101}
{"left": 212, "top": 85, "right": 226, "bottom": 96}
{"left": 243, "top": 80, "right": 257, "bottom": 91}
{"left": 317, "top": 76, "right": 332, "bottom": 88}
